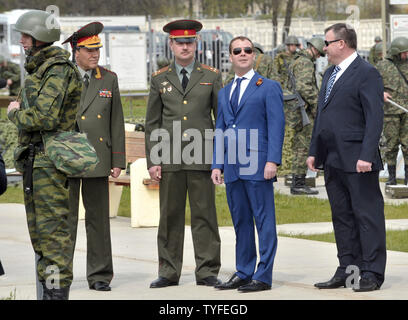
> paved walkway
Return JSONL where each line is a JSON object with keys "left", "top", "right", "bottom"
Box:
{"left": 1, "top": 203, "right": 408, "bottom": 301}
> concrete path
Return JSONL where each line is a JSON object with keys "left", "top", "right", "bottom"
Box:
{"left": 1, "top": 203, "right": 408, "bottom": 301}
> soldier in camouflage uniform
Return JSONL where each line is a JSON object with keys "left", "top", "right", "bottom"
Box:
{"left": 224, "top": 42, "right": 274, "bottom": 85}
{"left": 271, "top": 35, "right": 300, "bottom": 89}
{"left": 287, "top": 37, "right": 326, "bottom": 195}
{"left": 7, "top": 10, "right": 82, "bottom": 300}
{"left": 368, "top": 36, "right": 382, "bottom": 66}
{"left": 0, "top": 55, "right": 21, "bottom": 96}
{"left": 376, "top": 36, "right": 408, "bottom": 185}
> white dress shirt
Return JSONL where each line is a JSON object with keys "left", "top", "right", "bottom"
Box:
{"left": 230, "top": 69, "right": 255, "bottom": 105}
{"left": 333, "top": 51, "right": 358, "bottom": 85}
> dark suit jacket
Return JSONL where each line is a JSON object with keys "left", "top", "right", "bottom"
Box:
{"left": 76, "top": 66, "right": 126, "bottom": 177}
{"left": 212, "top": 72, "right": 285, "bottom": 183}
{"left": 309, "top": 55, "right": 384, "bottom": 172}
{"left": 0, "top": 154, "right": 6, "bottom": 195}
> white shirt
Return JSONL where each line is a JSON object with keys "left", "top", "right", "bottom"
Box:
{"left": 76, "top": 65, "right": 92, "bottom": 81}
{"left": 333, "top": 51, "right": 358, "bottom": 85}
{"left": 230, "top": 69, "right": 255, "bottom": 104}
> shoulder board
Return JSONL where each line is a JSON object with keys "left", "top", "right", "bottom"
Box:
{"left": 99, "top": 66, "right": 117, "bottom": 77}
{"left": 200, "top": 64, "right": 220, "bottom": 74}
{"left": 152, "top": 66, "right": 169, "bottom": 77}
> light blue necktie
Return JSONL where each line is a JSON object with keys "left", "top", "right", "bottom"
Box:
{"left": 231, "top": 77, "right": 244, "bottom": 115}
{"left": 324, "top": 65, "right": 340, "bottom": 103}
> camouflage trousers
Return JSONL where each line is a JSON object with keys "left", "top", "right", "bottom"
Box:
{"left": 23, "top": 164, "right": 74, "bottom": 288}
{"left": 291, "top": 120, "right": 314, "bottom": 175}
{"left": 383, "top": 114, "right": 408, "bottom": 166}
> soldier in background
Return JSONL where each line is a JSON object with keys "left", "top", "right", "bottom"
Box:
{"left": 376, "top": 37, "right": 408, "bottom": 185}
{"left": 287, "top": 38, "right": 326, "bottom": 195}
{"left": 157, "top": 56, "right": 170, "bottom": 69}
{"left": 7, "top": 10, "right": 82, "bottom": 300}
{"left": 224, "top": 42, "right": 274, "bottom": 85}
{"left": 369, "top": 36, "right": 382, "bottom": 66}
{"left": 0, "top": 153, "right": 5, "bottom": 277}
{"left": 272, "top": 35, "right": 300, "bottom": 89}
{"left": 0, "top": 55, "right": 21, "bottom": 96}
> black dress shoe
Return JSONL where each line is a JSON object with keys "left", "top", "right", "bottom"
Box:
{"left": 150, "top": 277, "right": 178, "bottom": 288}
{"left": 197, "top": 276, "right": 222, "bottom": 286}
{"left": 314, "top": 276, "right": 346, "bottom": 289}
{"left": 238, "top": 280, "right": 271, "bottom": 292}
{"left": 90, "top": 281, "right": 111, "bottom": 291}
{"left": 215, "top": 274, "right": 251, "bottom": 290}
{"left": 353, "top": 278, "right": 380, "bottom": 292}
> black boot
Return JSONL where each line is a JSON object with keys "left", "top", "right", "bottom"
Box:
{"left": 290, "top": 174, "right": 319, "bottom": 195}
{"left": 42, "top": 283, "right": 70, "bottom": 300}
{"left": 405, "top": 165, "right": 408, "bottom": 185}
{"left": 386, "top": 165, "right": 397, "bottom": 185}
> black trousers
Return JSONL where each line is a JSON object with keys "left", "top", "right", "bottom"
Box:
{"left": 324, "top": 165, "right": 386, "bottom": 286}
{"left": 0, "top": 259, "right": 4, "bottom": 276}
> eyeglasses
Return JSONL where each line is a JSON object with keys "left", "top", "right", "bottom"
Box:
{"left": 232, "top": 47, "right": 253, "bottom": 55}
{"left": 324, "top": 39, "right": 343, "bottom": 47}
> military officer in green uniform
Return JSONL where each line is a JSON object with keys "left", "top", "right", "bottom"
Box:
{"left": 376, "top": 37, "right": 408, "bottom": 185}
{"left": 287, "top": 37, "right": 325, "bottom": 195}
{"left": 145, "top": 19, "right": 222, "bottom": 288}
{"left": 7, "top": 10, "right": 82, "bottom": 300}
{"left": 0, "top": 55, "right": 21, "bottom": 96}
{"left": 63, "top": 22, "right": 126, "bottom": 291}
{"left": 224, "top": 42, "right": 274, "bottom": 85}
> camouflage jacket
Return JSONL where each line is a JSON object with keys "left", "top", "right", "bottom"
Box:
{"left": 368, "top": 44, "right": 380, "bottom": 66}
{"left": 271, "top": 51, "right": 294, "bottom": 89}
{"left": 289, "top": 49, "right": 319, "bottom": 118}
{"left": 0, "top": 61, "right": 21, "bottom": 96}
{"left": 224, "top": 50, "right": 275, "bottom": 85}
{"left": 376, "top": 57, "right": 408, "bottom": 115}
{"left": 8, "top": 46, "right": 82, "bottom": 170}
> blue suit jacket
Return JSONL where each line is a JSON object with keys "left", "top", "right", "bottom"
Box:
{"left": 309, "top": 55, "right": 384, "bottom": 172}
{"left": 212, "top": 71, "right": 285, "bottom": 183}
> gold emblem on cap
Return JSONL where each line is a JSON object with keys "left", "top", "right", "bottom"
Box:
{"left": 184, "top": 30, "right": 189, "bottom": 35}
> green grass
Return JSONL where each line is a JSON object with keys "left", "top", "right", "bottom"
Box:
{"left": 280, "top": 230, "right": 408, "bottom": 253}
{"left": 0, "top": 185, "right": 24, "bottom": 204}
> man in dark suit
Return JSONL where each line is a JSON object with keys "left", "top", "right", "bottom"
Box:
{"left": 64, "top": 22, "right": 126, "bottom": 292}
{"left": 0, "top": 153, "right": 5, "bottom": 276}
{"left": 145, "top": 19, "right": 222, "bottom": 288}
{"left": 212, "top": 36, "right": 285, "bottom": 292}
{"left": 307, "top": 23, "right": 386, "bottom": 292}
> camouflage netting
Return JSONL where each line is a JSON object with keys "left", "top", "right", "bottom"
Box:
{"left": 0, "top": 119, "right": 18, "bottom": 168}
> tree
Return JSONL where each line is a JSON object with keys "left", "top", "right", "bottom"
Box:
{"left": 282, "top": 0, "right": 295, "bottom": 43}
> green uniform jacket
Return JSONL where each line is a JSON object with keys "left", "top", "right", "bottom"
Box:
{"left": 0, "top": 62, "right": 21, "bottom": 96}
{"left": 145, "top": 60, "right": 222, "bottom": 171}
{"left": 271, "top": 51, "right": 294, "bottom": 89}
{"left": 376, "top": 57, "right": 408, "bottom": 115}
{"left": 8, "top": 46, "right": 82, "bottom": 172}
{"left": 290, "top": 49, "right": 319, "bottom": 118}
{"left": 76, "top": 66, "right": 126, "bottom": 177}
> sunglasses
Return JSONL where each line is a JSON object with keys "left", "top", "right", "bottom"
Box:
{"left": 232, "top": 47, "right": 253, "bottom": 55}
{"left": 324, "top": 39, "right": 342, "bottom": 47}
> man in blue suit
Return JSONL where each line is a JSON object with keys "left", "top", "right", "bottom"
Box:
{"left": 307, "top": 23, "right": 386, "bottom": 292}
{"left": 212, "top": 36, "right": 285, "bottom": 292}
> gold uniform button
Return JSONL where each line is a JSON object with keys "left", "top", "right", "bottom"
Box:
{"left": 183, "top": 100, "right": 187, "bottom": 104}
{"left": 97, "top": 114, "right": 102, "bottom": 119}
{"left": 99, "top": 137, "right": 103, "bottom": 142}
{"left": 81, "top": 116, "right": 86, "bottom": 120}
{"left": 183, "top": 116, "right": 187, "bottom": 120}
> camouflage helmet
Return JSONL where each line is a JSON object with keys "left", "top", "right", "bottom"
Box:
{"left": 374, "top": 36, "right": 382, "bottom": 42}
{"left": 307, "top": 37, "right": 326, "bottom": 57}
{"left": 389, "top": 37, "right": 408, "bottom": 56}
{"left": 252, "top": 42, "right": 264, "bottom": 54}
{"left": 285, "top": 35, "right": 299, "bottom": 45}
{"left": 0, "top": 55, "right": 5, "bottom": 64}
{"left": 14, "top": 10, "right": 60, "bottom": 43}
{"left": 374, "top": 42, "right": 389, "bottom": 55}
